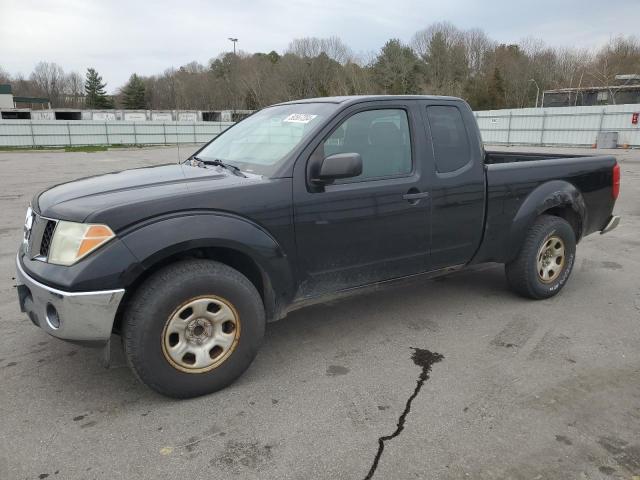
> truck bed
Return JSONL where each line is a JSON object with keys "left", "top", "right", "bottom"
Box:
{"left": 472, "top": 152, "right": 618, "bottom": 265}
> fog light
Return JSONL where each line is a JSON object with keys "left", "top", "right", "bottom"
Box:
{"left": 45, "top": 303, "right": 60, "bottom": 329}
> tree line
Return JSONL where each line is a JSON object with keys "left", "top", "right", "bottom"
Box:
{"left": 2, "top": 22, "right": 639, "bottom": 111}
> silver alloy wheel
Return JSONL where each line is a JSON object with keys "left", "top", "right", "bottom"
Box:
{"left": 161, "top": 295, "right": 240, "bottom": 373}
{"left": 536, "top": 235, "right": 565, "bottom": 283}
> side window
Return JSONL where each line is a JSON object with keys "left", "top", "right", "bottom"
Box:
{"left": 320, "top": 109, "right": 412, "bottom": 181}
{"left": 426, "top": 105, "right": 471, "bottom": 173}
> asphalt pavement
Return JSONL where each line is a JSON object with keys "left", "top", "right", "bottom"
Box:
{"left": 0, "top": 145, "right": 638, "bottom": 480}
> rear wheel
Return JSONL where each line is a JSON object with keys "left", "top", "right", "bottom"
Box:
{"left": 505, "top": 215, "right": 576, "bottom": 299}
{"left": 123, "top": 259, "right": 265, "bottom": 398}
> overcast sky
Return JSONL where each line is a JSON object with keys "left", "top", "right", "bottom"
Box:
{"left": 1, "top": 0, "right": 638, "bottom": 93}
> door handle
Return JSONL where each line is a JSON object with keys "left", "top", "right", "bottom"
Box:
{"left": 403, "top": 191, "right": 430, "bottom": 201}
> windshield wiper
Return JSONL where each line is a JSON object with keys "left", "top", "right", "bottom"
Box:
{"left": 190, "top": 156, "right": 246, "bottom": 177}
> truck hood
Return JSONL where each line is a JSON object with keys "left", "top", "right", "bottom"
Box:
{"left": 35, "top": 163, "right": 266, "bottom": 230}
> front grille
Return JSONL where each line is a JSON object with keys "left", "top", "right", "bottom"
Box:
{"left": 26, "top": 214, "right": 57, "bottom": 261}
{"left": 39, "top": 220, "right": 56, "bottom": 257}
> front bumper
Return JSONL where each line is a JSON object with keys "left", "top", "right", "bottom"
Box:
{"left": 15, "top": 255, "right": 125, "bottom": 342}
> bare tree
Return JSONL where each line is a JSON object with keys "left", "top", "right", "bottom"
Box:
{"left": 30, "top": 61, "right": 66, "bottom": 106}
{"left": 287, "top": 36, "right": 354, "bottom": 64}
{"left": 464, "top": 29, "right": 494, "bottom": 76}
{"left": 0, "top": 66, "right": 11, "bottom": 85}
{"left": 64, "top": 71, "right": 84, "bottom": 108}
{"left": 586, "top": 36, "right": 640, "bottom": 103}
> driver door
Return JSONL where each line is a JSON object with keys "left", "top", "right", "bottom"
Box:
{"left": 292, "top": 102, "right": 432, "bottom": 298}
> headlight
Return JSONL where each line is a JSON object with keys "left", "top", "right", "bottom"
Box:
{"left": 48, "top": 221, "right": 115, "bottom": 266}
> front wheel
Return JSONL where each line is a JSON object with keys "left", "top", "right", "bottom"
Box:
{"left": 505, "top": 215, "right": 576, "bottom": 299}
{"left": 123, "top": 259, "right": 265, "bottom": 398}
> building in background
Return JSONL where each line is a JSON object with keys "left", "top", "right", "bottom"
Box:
{"left": 0, "top": 104, "right": 254, "bottom": 122}
{"left": 543, "top": 83, "right": 640, "bottom": 107}
{"left": 0, "top": 84, "right": 51, "bottom": 117}
{"left": 0, "top": 84, "right": 14, "bottom": 109}
{"left": 13, "top": 96, "right": 51, "bottom": 110}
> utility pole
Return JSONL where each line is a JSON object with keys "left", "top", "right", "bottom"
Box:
{"left": 228, "top": 37, "right": 238, "bottom": 55}
{"left": 529, "top": 79, "right": 540, "bottom": 108}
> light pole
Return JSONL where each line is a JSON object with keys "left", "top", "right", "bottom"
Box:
{"left": 228, "top": 37, "right": 238, "bottom": 55}
{"left": 529, "top": 79, "right": 540, "bottom": 108}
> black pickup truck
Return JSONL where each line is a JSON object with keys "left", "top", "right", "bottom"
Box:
{"left": 16, "top": 95, "right": 620, "bottom": 398}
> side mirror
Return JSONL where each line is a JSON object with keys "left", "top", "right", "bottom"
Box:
{"left": 313, "top": 153, "right": 362, "bottom": 183}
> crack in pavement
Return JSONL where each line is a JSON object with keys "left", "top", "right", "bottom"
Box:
{"left": 364, "top": 348, "right": 444, "bottom": 480}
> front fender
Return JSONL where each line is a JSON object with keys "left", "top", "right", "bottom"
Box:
{"left": 120, "top": 212, "right": 295, "bottom": 305}
{"left": 507, "top": 180, "right": 586, "bottom": 261}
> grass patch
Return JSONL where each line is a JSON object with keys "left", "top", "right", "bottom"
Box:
{"left": 0, "top": 145, "right": 108, "bottom": 153}
{"left": 64, "top": 145, "right": 108, "bottom": 152}
{"left": 0, "top": 143, "right": 185, "bottom": 152}
{"left": 108, "top": 144, "right": 145, "bottom": 149}
{"left": 0, "top": 145, "right": 63, "bottom": 152}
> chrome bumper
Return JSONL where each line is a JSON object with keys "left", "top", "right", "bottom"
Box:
{"left": 600, "top": 215, "right": 621, "bottom": 235}
{"left": 15, "top": 256, "right": 125, "bottom": 342}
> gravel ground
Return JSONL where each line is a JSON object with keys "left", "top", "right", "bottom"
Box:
{"left": 0, "top": 145, "right": 638, "bottom": 480}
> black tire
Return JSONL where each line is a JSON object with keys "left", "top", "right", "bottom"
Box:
{"left": 122, "top": 259, "right": 265, "bottom": 398}
{"left": 505, "top": 215, "right": 576, "bottom": 300}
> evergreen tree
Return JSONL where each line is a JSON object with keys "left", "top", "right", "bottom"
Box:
{"left": 422, "top": 31, "right": 469, "bottom": 95}
{"left": 121, "top": 74, "right": 146, "bottom": 109}
{"left": 372, "top": 39, "right": 423, "bottom": 94}
{"left": 266, "top": 50, "right": 280, "bottom": 64}
{"left": 487, "top": 67, "right": 506, "bottom": 109}
{"left": 84, "top": 68, "right": 112, "bottom": 108}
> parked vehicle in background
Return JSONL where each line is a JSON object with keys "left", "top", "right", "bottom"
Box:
{"left": 16, "top": 95, "right": 620, "bottom": 398}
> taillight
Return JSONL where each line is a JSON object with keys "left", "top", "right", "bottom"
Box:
{"left": 612, "top": 164, "right": 620, "bottom": 200}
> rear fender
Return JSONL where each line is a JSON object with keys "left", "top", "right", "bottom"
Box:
{"left": 507, "top": 180, "right": 586, "bottom": 262}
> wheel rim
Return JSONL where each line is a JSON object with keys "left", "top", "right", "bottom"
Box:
{"left": 161, "top": 295, "right": 240, "bottom": 373}
{"left": 536, "top": 235, "right": 565, "bottom": 283}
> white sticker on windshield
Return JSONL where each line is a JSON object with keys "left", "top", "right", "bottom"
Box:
{"left": 283, "top": 113, "right": 317, "bottom": 124}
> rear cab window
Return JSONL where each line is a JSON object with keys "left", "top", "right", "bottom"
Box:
{"left": 426, "top": 105, "right": 472, "bottom": 173}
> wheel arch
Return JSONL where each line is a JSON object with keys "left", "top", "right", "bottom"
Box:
{"left": 507, "top": 180, "right": 586, "bottom": 263}
{"left": 113, "top": 213, "right": 295, "bottom": 332}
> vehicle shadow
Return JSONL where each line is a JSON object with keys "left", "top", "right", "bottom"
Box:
{"left": 266, "top": 263, "right": 507, "bottom": 342}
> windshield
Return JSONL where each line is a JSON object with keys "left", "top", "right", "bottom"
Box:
{"left": 194, "top": 103, "right": 338, "bottom": 175}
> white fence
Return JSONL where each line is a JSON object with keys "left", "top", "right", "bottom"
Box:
{"left": 475, "top": 103, "right": 640, "bottom": 147}
{"left": 2, "top": 104, "right": 640, "bottom": 148}
{"left": 0, "top": 120, "right": 234, "bottom": 147}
